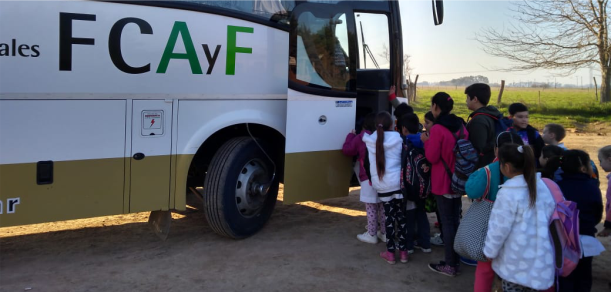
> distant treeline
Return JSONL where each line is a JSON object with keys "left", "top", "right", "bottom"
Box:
{"left": 438, "top": 75, "right": 490, "bottom": 86}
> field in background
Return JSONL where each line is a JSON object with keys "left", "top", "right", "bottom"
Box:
{"left": 412, "top": 86, "right": 611, "bottom": 133}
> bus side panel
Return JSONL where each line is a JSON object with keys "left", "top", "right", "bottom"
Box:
{"left": 0, "top": 100, "right": 126, "bottom": 227}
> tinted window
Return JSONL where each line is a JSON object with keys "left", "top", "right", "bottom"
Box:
{"left": 292, "top": 11, "right": 353, "bottom": 91}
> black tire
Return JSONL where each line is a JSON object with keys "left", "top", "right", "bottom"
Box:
{"left": 203, "top": 137, "right": 279, "bottom": 239}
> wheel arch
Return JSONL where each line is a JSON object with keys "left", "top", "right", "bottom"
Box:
{"left": 174, "top": 122, "right": 285, "bottom": 211}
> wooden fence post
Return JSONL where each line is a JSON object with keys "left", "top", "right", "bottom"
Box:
{"left": 593, "top": 77, "right": 599, "bottom": 101}
{"left": 538, "top": 91, "right": 541, "bottom": 106}
{"left": 496, "top": 80, "right": 505, "bottom": 105}
{"left": 412, "top": 74, "right": 419, "bottom": 102}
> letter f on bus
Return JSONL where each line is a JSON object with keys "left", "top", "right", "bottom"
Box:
{"left": 226, "top": 25, "right": 253, "bottom": 75}
{"left": 59, "top": 13, "right": 96, "bottom": 71}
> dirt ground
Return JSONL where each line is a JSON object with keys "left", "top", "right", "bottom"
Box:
{"left": 1, "top": 133, "right": 610, "bottom": 292}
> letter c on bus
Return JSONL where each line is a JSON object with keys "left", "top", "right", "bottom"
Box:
{"left": 108, "top": 18, "right": 153, "bottom": 74}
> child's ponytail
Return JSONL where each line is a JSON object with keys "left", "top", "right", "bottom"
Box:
{"left": 521, "top": 145, "right": 537, "bottom": 208}
{"left": 541, "top": 156, "right": 562, "bottom": 179}
{"left": 540, "top": 145, "right": 564, "bottom": 179}
{"left": 561, "top": 149, "right": 592, "bottom": 176}
{"left": 375, "top": 112, "right": 393, "bottom": 181}
{"left": 498, "top": 144, "right": 537, "bottom": 207}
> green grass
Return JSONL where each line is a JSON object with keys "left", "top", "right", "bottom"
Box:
{"left": 411, "top": 86, "right": 611, "bottom": 132}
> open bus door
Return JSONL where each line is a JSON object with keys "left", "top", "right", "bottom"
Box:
{"left": 283, "top": 2, "right": 357, "bottom": 204}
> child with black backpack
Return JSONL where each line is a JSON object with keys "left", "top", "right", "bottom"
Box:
{"left": 400, "top": 113, "right": 431, "bottom": 254}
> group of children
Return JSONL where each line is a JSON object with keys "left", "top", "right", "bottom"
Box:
{"left": 342, "top": 83, "right": 611, "bottom": 292}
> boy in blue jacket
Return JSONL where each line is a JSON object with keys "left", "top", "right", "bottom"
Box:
{"left": 508, "top": 103, "right": 544, "bottom": 162}
{"left": 400, "top": 113, "right": 431, "bottom": 253}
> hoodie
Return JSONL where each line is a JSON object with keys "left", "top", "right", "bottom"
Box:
{"left": 362, "top": 131, "right": 403, "bottom": 195}
{"left": 484, "top": 174, "right": 556, "bottom": 290}
{"left": 516, "top": 125, "right": 544, "bottom": 161}
{"left": 424, "top": 114, "right": 468, "bottom": 195}
{"left": 405, "top": 133, "right": 424, "bottom": 149}
{"left": 467, "top": 106, "right": 502, "bottom": 169}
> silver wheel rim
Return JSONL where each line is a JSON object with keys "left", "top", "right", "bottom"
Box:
{"left": 235, "top": 158, "right": 270, "bottom": 218}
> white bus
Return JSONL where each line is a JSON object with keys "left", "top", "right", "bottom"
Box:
{"left": 0, "top": 0, "right": 442, "bottom": 238}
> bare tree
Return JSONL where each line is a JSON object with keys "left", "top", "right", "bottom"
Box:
{"left": 476, "top": 0, "right": 610, "bottom": 103}
{"left": 379, "top": 44, "right": 412, "bottom": 78}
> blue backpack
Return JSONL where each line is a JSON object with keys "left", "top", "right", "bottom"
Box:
{"left": 441, "top": 126, "right": 478, "bottom": 195}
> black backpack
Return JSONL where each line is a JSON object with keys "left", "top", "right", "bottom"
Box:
{"left": 401, "top": 140, "right": 431, "bottom": 202}
{"left": 471, "top": 112, "right": 515, "bottom": 138}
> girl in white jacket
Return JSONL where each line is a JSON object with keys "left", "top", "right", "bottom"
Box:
{"left": 484, "top": 144, "right": 556, "bottom": 291}
{"left": 362, "top": 111, "right": 408, "bottom": 265}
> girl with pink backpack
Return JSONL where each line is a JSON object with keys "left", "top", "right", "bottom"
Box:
{"left": 484, "top": 144, "right": 556, "bottom": 291}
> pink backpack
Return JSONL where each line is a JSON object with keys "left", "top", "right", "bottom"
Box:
{"left": 542, "top": 178, "right": 581, "bottom": 278}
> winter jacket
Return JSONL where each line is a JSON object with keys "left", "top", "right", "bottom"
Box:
{"left": 362, "top": 131, "right": 403, "bottom": 195}
{"left": 606, "top": 173, "right": 611, "bottom": 229}
{"left": 484, "top": 174, "right": 556, "bottom": 290}
{"left": 405, "top": 133, "right": 424, "bottom": 149}
{"left": 557, "top": 173, "right": 603, "bottom": 237}
{"left": 516, "top": 126, "right": 544, "bottom": 161}
{"left": 424, "top": 114, "right": 468, "bottom": 195}
{"left": 466, "top": 160, "right": 506, "bottom": 202}
{"left": 467, "top": 106, "right": 502, "bottom": 169}
{"left": 342, "top": 130, "right": 372, "bottom": 182}
{"left": 554, "top": 160, "right": 600, "bottom": 185}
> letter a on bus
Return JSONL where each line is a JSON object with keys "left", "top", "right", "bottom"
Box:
{"left": 157, "top": 21, "right": 203, "bottom": 74}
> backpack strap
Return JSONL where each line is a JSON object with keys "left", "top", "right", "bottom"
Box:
{"left": 481, "top": 165, "right": 491, "bottom": 200}
{"left": 441, "top": 125, "right": 465, "bottom": 177}
{"left": 471, "top": 112, "right": 499, "bottom": 121}
{"left": 440, "top": 157, "right": 453, "bottom": 178}
{"left": 541, "top": 177, "right": 563, "bottom": 203}
{"left": 457, "top": 126, "right": 465, "bottom": 140}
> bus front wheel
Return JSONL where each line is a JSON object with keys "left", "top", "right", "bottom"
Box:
{"left": 203, "top": 137, "right": 278, "bottom": 239}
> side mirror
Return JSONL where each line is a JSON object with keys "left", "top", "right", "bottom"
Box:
{"left": 432, "top": 0, "right": 444, "bottom": 26}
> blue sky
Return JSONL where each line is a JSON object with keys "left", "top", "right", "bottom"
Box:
{"left": 399, "top": 0, "right": 596, "bottom": 86}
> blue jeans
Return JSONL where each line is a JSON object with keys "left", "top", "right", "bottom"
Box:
{"left": 435, "top": 195, "right": 462, "bottom": 267}
{"left": 406, "top": 201, "right": 431, "bottom": 250}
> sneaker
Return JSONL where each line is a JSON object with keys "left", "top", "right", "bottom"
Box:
{"left": 414, "top": 244, "right": 432, "bottom": 253}
{"left": 357, "top": 231, "right": 378, "bottom": 244}
{"left": 407, "top": 249, "right": 415, "bottom": 255}
{"left": 460, "top": 256, "right": 478, "bottom": 266}
{"left": 380, "top": 251, "right": 396, "bottom": 264}
{"left": 377, "top": 231, "right": 387, "bottom": 243}
{"left": 428, "top": 262, "right": 457, "bottom": 277}
{"left": 400, "top": 251, "right": 409, "bottom": 263}
{"left": 430, "top": 234, "right": 444, "bottom": 246}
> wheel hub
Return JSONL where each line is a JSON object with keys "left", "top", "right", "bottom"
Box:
{"left": 235, "top": 158, "right": 270, "bottom": 218}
